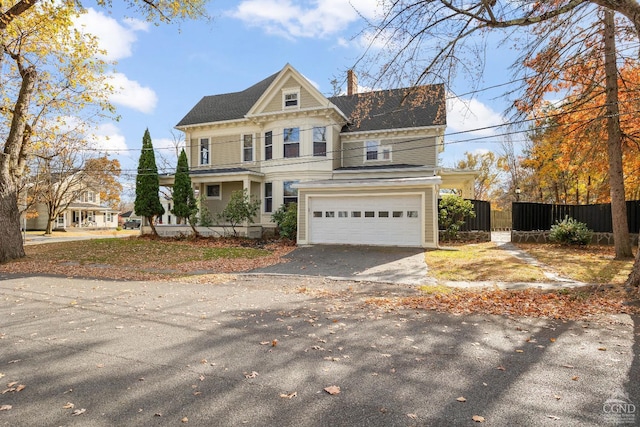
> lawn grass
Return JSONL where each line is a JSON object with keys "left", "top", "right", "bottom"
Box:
{"left": 425, "top": 242, "right": 548, "bottom": 282}
{"left": 515, "top": 243, "right": 635, "bottom": 284}
{"left": 22, "top": 237, "right": 271, "bottom": 267}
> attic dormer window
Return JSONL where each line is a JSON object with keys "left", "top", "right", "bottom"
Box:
{"left": 283, "top": 89, "right": 299, "bottom": 109}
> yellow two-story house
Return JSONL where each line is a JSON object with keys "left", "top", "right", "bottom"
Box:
{"left": 168, "top": 64, "right": 475, "bottom": 247}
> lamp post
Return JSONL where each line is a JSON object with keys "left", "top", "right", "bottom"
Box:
{"left": 515, "top": 187, "right": 521, "bottom": 202}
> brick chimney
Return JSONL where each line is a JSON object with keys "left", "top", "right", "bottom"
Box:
{"left": 347, "top": 69, "right": 358, "bottom": 95}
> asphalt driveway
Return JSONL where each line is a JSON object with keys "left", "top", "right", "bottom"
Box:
{"left": 249, "top": 245, "right": 431, "bottom": 285}
{"left": 0, "top": 274, "right": 637, "bottom": 426}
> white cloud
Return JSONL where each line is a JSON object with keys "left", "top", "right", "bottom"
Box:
{"left": 228, "top": 0, "right": 381, "bottom": 39}
{"left": 91, "top": 123, "right": 128, "bottom": 155}
{"left": 106, "top": 73, "right": 158, "bottom": 113}
{"left": 74, "top": 8, "right": 149, "bottom": 61}
{"left": 446, "top": 94, "right": 504, "bottom": 138}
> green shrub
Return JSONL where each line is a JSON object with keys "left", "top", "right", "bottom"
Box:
{"left": 272, "top": 203, "right": 297, "bottom": 239}
{"left": 438, "top": 195, "right": 475, "bottom": 240}
{"left": 215, "top": 189, "right": 261, "bottom": 236}
{"left": 549, "top": 216, "right": 593, "bottom": 245}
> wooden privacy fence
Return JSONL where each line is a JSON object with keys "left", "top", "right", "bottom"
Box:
{"left": 491, "top": 210, "right": 512, "bottom": 230}
{"left": 512, "top": 201, "right": 640, "bottom": 232}
{"left": 438, "top": 199, "right": 491, "bottom": 232}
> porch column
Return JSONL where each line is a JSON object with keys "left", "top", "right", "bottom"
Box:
{"left": 243, "top": 179, "right": 251, "bottom": 227}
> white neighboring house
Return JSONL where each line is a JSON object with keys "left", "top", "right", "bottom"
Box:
{"left": 160, "top": 64, "right": 477, "bottom": 247}
{"left": 26, "top": 183, "right": 119, "bottom": 231}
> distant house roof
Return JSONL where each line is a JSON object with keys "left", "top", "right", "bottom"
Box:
{"left": 176, "top": 67, "right": 446, "bottom": 132}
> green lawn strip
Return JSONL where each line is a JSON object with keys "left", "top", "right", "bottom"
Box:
{"left": 24, "top": 238, "right": 271, "bottom": 267}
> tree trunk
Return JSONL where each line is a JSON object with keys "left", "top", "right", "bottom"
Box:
{"left": 626, "top": 243, "right": 640, "bottom": 292}
{"left": 603, "top": 9, "right": 632, "bottom": 259}
{"left": 0, "top": 65, "right": 36, "bottom": 263}
{"left": 147, "top": 216, "right": 158, "bottom": 236}
{"left": 0, "top": 185, "right": 26, "bottom": 263}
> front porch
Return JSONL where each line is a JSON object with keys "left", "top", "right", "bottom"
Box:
{"left": 159, "top": 167, "right": 265, "bottom": 228}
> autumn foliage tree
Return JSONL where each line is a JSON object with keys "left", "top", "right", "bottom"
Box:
{"left": 0, "top": 0, "right": 209, "bottom": 263}
{"left": 361, "top": 0, "right": 640, "bottom": 290}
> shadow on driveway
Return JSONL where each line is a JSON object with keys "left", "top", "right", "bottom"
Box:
{"left": 248, "top": 245, "right": 431, "bottom": 285}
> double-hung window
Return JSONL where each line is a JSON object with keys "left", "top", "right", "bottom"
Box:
{"left": 283, "top": 127, "right": 300, "bottom": 158}
{"left": 283, "top": 90, "right": 299, "bottom": 108}
{"left": 242, "top": 134, "right": 253, "bottom": 162}
{"left": 200, "top": 138, "right": 210, "bottom": 165}
{"left": 283, "top": 181, "right": 298, "bottom": 205}
{"left": 313, "top": 126, "right": 327, "bottom": 157}
{"left": 264, "top": 131, "right": 273, "bottom": 160}
{"left": 264, "top": 182, "right": 273, "bottom": 213}
{"left": 365, "top": 140, "right": 391, "bottom": 161}
{"left": 206, "top": 184, "right": 221, "bottom": 199}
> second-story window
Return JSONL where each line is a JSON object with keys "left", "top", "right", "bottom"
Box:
{"left": 264, "top": 131, "right": 273, "bottom": 160}
{"left": 242, "top": 134, "right": 253, "bottom": 162}
{"left": 313, "top": 126, "right": 327, "bottom": 157}
{"left": 365, "top": 140, "right": 391, "bottom": 161}
{"left": 200, "top": 138, "right": 210, "bottom": 165}
{"left": 283, "top": 127, "right": 300, "bottom": 158}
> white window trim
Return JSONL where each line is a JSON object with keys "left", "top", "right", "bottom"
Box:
{"left": 364, "top": 140, "right": 392, "bottom": 162}
{"left": 199, "top": 137, "right": 211, "bottom": 166}
{"left": 282, "top": 87, "right": 300, "bottom": 110}
{"left": 205, "top": 183, "right": 222, "bottom": 200}
{"left": 241, "top": 134, "right": 254, "bottom": 163}
{"left": 264, "top": 130, "right": 273, "bottom": 160}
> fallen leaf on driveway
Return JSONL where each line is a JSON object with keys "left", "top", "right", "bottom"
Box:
{"left": 515, "top": 349, "right": 524, "bottom": 353}
{"left": 457, "top": 396, "right": 467, "bottom": 402}
{"left": 63, "top": 402, "right": 75, "bottom": 409}
{"left": 554, "top": 394, "right": 562, "bottom": 400}
{"left": 0, "top": 405, "right": 11, "bottom": 411}
{"left": 279, "top": 391, "right": 297, "bottom": 399}
{"left": 324, "top": 385, "right": 340, "bottom": 395}
{"left": 548, "top": 415, "right": 560, "bottom": 420}
{"left": 472, "top": 415, "right": 485, "bottom": 422}
{"left": 259, "top": 341, "right": 270, "bottom": 345}
{"left": 407, "top": 413, "right": 417, "bottom": 419}
{"left": 181, "top": 417, "right": 188, "bottom": 423}
{"left": 571, "top": 376, "right": 579, "bottom": 381}
{"left": 244, "top": 371, "right": 259, "bottom": 379}
{"left": 496, "top": 366, "right": 506, "bottom": 371}
{"left": 72, "top": 408, "right": 86, "bottom": 416}
{"left": 598, "top": 347, "right": 607, "bottom": 351}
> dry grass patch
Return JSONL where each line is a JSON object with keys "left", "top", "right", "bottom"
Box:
{"left": 0, "top": 236, "right": 294, "bottom": 281}
{"left": 515, "top": 243, "right": 635, "bottom": 284}
{"left": 426, "top": 242, "right": 547, "bottom": 282}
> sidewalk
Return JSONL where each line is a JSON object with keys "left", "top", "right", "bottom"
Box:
{"left": 23, "top": 230, "right": 139, "bottom": 246}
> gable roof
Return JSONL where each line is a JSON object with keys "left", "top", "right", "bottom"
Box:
{"left": 176, "top": 72, "right": 279, "bottom": 127}
{"left": 176, "top": 66, "right": 446, "bottom": 132}
{"left": 329, "top": 85, "right": 446, "bottom": 133}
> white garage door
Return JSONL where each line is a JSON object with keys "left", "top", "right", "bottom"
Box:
{"left": 308, "top": 195, "right": 422, "bottom": 246}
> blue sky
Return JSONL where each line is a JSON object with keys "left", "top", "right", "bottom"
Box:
{"left": 77, "top": 0, "right": 521, "bottom": 198}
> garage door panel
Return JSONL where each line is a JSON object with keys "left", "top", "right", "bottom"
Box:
{"left": 309, "top": 195, "right": 422, "bottom": 246}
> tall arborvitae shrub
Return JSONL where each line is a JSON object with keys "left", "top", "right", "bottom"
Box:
{"left": 134, "top": 128, "right": 165, "bottom": 236}
{"left": 171, "top": 149, "right": 199, "bottom": 236}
